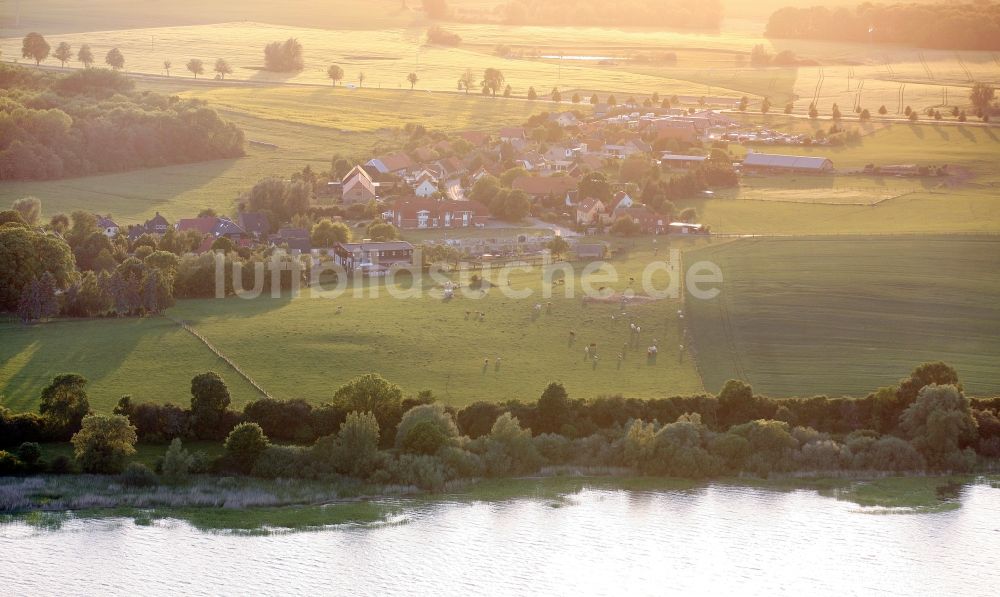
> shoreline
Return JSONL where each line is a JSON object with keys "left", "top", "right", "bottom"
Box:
{"left": 3, "top": 472, "right": 996, "bottom": 532}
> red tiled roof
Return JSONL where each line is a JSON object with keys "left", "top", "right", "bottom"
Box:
{"left": 176, "top": 217, "right": 217, "bottom": 235}
{"left": 511, "top": 175, "right": 579, "bottom": 197}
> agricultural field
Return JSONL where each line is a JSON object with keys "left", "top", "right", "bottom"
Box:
{"left": 0, "top": 79, "right": 545, "bottom": 222}
{"left": 5, "top": 3, "right": 998, "bottom": 112}
{"left": 684, "top": 236, "right": 1000, "bottom": 397}
{"left": 0, "top": 239, "right": 710, "bottom": 413}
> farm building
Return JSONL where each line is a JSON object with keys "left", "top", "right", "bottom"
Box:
{"left": 574, "top": 242, "right": 608, "bottom": 260}
{"left": 333, "top": 241, "right": 414, "bottom": 276}
{"left": 742, "top": 152, "right": 833, "bottom": 173}
{"left": 668, "top": 222, "right": 706, "bottom": 235}
{"left": 660, "top": 154, "right": 708, "bottom": 169}
{"left": 341, "top": 165, "right": 378, "bottom": 205}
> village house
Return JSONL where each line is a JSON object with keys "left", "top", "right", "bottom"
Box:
{"left": 271, "top": 227, "right": 311, "bottom": 253}
{"left": 341, "top": 165, "right": 378, "bottom": 205}
{"left": 390, "top": 198, "right": 489, "bottom": 229}
{"left": 609, "top": 192, "right": 635, "bottom": 212}
{"left": 511, "top": 175, "right": 580, "bottom": 202}
{"left": 457, "top": 131, "right": 490, "bottom": 147}
{"left": 613, "top": 205, "right": 665, "bottom": 234}
{"left": 434, "top": 156, "right": 466, "bottom": 180}
{"left": 551, "top": 112, "right": 579, "bottom": 127}
{"left": 575, "top": 198, "right": 606, "bottom": 225}
{"left": 413, "top": 173, "right": 439, "bottom": 198}
{"left": 176, "top": 216, "right": 247, "bottom": 241}
{"left": 498, "top": 127, "right": 527, "bottom": 143}
{"left": 650, "top": 120, "right": 701, "bottom": 144}
{"left": 367, "top": 152, "right": 415, "bottom": 176}
{"left": 127, "top": 212, "right": 171, "bottom": 240}
{"left": 96, "top": 215, "right": 119, "bottom": 238}
{"left": 333, "top": 240, "right": 414, "bottom": 276}
{"left": 237, "top": 212, "right": 271, "bottom": 239}
{"left": 742, "top": 152, "right": 834, "bottom": 173}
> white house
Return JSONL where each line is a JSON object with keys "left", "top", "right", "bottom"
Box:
{"left": 415, "top": 178, "right": 438, "bottom": 197}
{"left": 96, "top": 215, "right": 119, "bottom": 238}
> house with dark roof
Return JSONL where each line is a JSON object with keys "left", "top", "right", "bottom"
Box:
{"left": 333, "top": 241, "right": 414, "bottom": 276}
{"left": 613, "top": 206, "right": 665, "bottom": 234}
{"left": 96, "top": 215, "right": 119, "bottom": 237}
{"left": 270, "top": 227, "right": 311, "bottom": 253}
{"left": 237, "top": 212, "right": 271, "bottom": 239}
{"left": 176, "top": 217, "right": 247, "bottom": 240}
{"left": 128, "top": 212, "right": 171, "bottom": 240}
{"left": 145, "top": 212, "right": 170, "bottom": 234}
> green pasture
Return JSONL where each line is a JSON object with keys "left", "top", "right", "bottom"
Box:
{"left": 684, "top": 236, "right": 1000, "bottom": 397}
{"left": 1, "top": 239, "right": 709, "bottom": 412}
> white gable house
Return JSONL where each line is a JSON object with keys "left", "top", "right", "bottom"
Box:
{"left": 415, "top": 179, "right": 438, "bottom": 198}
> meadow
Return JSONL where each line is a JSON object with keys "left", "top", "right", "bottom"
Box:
{"left": 684, "top": 236, "right": 1000, "bottom": 397}
{"left": 0, "top": 239, "right": 710, "bottom": 413}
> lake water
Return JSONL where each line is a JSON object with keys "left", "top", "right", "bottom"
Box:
{"left": 2, "top": 483, "right": 999, "bottom": 596}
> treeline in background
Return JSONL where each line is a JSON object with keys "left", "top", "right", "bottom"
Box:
{"left": 0, "top": 64, "right": 245, "bottom": 181}
{"left": 766, "top": 2, "right": 1000, "bottom": 50}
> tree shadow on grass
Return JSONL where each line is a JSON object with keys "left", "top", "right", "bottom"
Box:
{"left": 0, "top": 318, "right": 158, "bottom": 412}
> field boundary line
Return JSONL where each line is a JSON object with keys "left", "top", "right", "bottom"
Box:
{"left": 164, "top": 315, "right": 273, "bottom": 400}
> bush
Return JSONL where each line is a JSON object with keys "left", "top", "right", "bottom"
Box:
{"left": 161, "top": 438, "right": 193, "bottom": 483}
{"left": 252, "top": 445, "right": 310, "bottom": 479}
{"left": 437, "top": 445, "right": 484, "bottom": 478}
{"left": 49, "top": 454, "right": 74, "bottom": 474}
{"left": 71, "top": 414, "right": 137, "bottom": 474}
{"left": 312, "top": 411, "right": 381, "bottom": 478}
{"left": 474, "top": 413, "right": 543, "bottom": 476}
{"left": 0, "top": 451, "right": 24, "bottom": 475}
{"left": 119, "top": 462, "right": 159, "bottom": 487}
{"left": 456, "top": 401, "right": 504, "bottom": 439}
{"left": 15, "top": 442, "right": 42, "bottom": 466}
{"left": 395, "top": 403, "right": 458, "bottom": 454}
{"left": 224, "top": 422, "right": 270, "bottom": 474}
{"left": 534, "top": 433, "right": 572, "bottom": 464}
{"left": 390, "top": 453, "right": 447, "bottom": 491}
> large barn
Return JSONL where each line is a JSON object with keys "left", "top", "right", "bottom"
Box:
{"left": 742, "top": 152, "right": 834, "bottom": 173}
